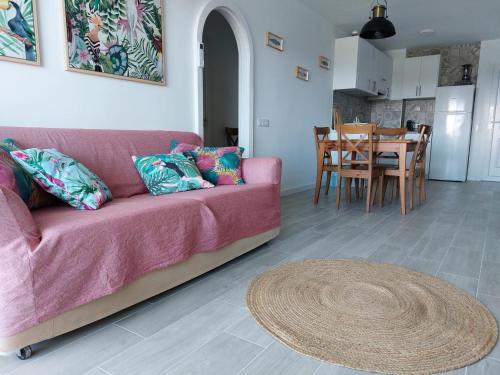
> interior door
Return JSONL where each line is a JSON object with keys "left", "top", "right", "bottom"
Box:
{"left": 419, "top": 55, "right": 441, "bottom": 98}
{"left": 401, "top": 57, "right": 421, "bottom": 99}
{"left": 489, "top": 70, "right": 500, "bottom": 177}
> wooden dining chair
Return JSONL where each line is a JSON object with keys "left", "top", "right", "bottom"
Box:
{"left": 379, "top": 125, "right": 432, "bottom": 210}
{"left": 375, "top": 127, "right": 407, "bottom": 162}
{"left": 314, "top": 126, "right": 337, "bottom": 204}
{"left": 225, "top": 127, "right": 239, "bottom": 147}
{"left": 333, "top": 109, "right": 343, "bottom": 129}
{"left": 336, "top": 124, "right": 383, "bottom": 213}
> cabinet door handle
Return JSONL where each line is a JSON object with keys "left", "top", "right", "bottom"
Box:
{"left": 419, "top": 85, "right": 422, "bottom": 97}
{"left": 416, "top": 86, "right": 418, "bottom": 97}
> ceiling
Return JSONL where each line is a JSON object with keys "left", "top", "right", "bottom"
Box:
{"left": 300, "top": 0, "right": 500, "bottom": 50}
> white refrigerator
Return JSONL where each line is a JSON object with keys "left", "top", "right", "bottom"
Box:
{"left": 429, "top": 85, "right": 475, "bottom": 182}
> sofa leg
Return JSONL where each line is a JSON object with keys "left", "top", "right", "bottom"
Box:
{"left": 16, "top": 346, "right": 33, "bottom": 360}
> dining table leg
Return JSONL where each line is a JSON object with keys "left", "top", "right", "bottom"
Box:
{"left": 398, "top": 143, "right": 407, "bottom": 215}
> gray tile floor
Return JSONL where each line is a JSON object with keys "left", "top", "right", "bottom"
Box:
{"left": 1, "top": 181, "right": 500, "bottom": 375}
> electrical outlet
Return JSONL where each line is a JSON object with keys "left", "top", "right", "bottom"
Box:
{"left": 258, "top": 119, "right": 270, "bottom": 128}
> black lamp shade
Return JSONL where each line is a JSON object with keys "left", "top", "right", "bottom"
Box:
{"left": 360, "top": 4, "right": 396, "bottom": 40}
{"left": 360, "top": 17, "right": 396, "bottom": 39}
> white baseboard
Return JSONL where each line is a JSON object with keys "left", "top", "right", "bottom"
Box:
{"left": 281, "top": 183, "right": 315, "bottom": 197}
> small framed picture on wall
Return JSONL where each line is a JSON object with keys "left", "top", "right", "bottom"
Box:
{"left": 0, "top": 0, "right": 41, "bottom": 65}
{"left": 296, "top": 66, "right": 309, "bottom": 81}
{"left": 265, "top": 32, "right": 284, "bottom": 52}
{"left": 319, "top": 56, "right": 331, "bottom": 70}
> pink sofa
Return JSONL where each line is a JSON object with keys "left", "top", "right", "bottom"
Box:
{"left": 0, "top": 127, "right": 281, "bottom": 356}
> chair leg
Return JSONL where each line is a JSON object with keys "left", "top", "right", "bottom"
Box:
{"left": 420, "top": 174, "right": 427, "bottom": 202}
{"left": 409, "top": 176, "right": 415, "bottom": 211}
{"left": 366, "top": 176, "right": 372, "bottom": 213}
{"left": 383, "top": 177, "right": 390, "bottom": 205}
{"left": 336, "top": 174, "right": 342, "bottom": 209}
{"left": 325, "top": 172, "right": 332, "bottom": 196}
{"left": 370, "top": 178, "right": 378, "bottom": 208}
{"left": 314, "top": 168, "right": 323, "bottom": 205}
{"left": 390, "top": 177, "right": 397, "bottom": 203}
{"left": 416, "top": 173, "right": 422, "bottom": 206}
{"left": 345, "top": 178, "right": 352, "bottom": 204}
{"left": 355, "top": 179, "right": 360, "bottom": 200}
{"left": 379, "top": 175, "right": 385, "bottom": 207}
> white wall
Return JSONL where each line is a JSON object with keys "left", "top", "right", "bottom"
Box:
{"left": 468, "top": 39, "right": 500, "bottom": 180}
{"left": 0, "top": 0, "right": 335, "bottom": 193}
{"left": 202, "top": 11, "right": 238, "bottom": 147}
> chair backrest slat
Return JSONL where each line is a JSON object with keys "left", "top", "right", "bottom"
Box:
{"left": 337, "top": 124, "right": 376, "bottom": 168}
{"left": 410, "top": 125, "right": 432, "bottom": 171}
{"left": 375, "top": 127, "right": 407, "bottom": 139}
{"left": 313, "top": 126, "right": 331, "bottom": 152}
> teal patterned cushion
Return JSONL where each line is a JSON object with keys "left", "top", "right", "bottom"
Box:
{"left": 10, "top": 149, "right": 112, "bottom": 210}
{"left": 133, "top": 153, "right": 214, "bottom": 196}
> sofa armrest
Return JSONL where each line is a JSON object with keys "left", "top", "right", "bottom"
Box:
{"left": 0, "top": 186, "right": 40, "bottom": 337}
{"left": 0, "top": 186, "right": 40, "bottom": 250}
{"left": 242, "top": 157, "right": 282, "bottom": 185}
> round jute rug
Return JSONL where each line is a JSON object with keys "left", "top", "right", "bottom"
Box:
{"left": 246, "top": 260, "right": 498, "bottom": 375}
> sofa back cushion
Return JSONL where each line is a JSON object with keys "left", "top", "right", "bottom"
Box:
{"left": 0, "top": 127, "right": 202, "bottom": 199}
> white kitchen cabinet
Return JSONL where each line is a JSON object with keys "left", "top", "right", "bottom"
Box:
{"left": 356, "top": 38, "right": 377, "bottom": 94}
{"left": 377, "top": 51, "right": 393, "bottom": 97}
{"left": 419, "top": 55, "right": 441, "bottom": 98}
{"left": 402, "top": 55, "right": 441, "bottom": 99}
{"left": 386, "top": 49, "right": 406, "bottom": 100}
{"left": 333, "top": 36, "right": 392, "bottom": 97}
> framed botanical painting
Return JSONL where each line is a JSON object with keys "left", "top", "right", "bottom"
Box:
{"left": 265, "top": 32, "right": 283, "bottom": 52}
{"left": 0, "top": 0, "right": 40, "bottom": 65}
{"left": 296, "top": 66, "right": 309, "bottom": 81}
{"left": 63, "top": 0, "right": 165, "bottom": 85}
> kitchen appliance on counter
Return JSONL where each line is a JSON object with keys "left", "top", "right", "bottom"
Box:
{"left": 429, "top": 85, "right": 475, "bottom": 182}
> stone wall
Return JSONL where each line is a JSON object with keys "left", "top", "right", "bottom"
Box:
{"left": 407, "top": 42, "right": 481, "bottom": 86}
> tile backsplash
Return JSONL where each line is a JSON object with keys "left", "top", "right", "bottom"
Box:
{"left": 403, "top": 99, "right": 435, "bottom": 127}
{"left": 370, "top": 100, "right": 404, "bottom": 128}
{"left": 333, "top": 91, "right": 371, "bottom": 123}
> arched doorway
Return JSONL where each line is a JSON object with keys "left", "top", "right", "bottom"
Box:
{"left": 202, "top": 11, "right": 238, "bottom": 147}
{"left": 194, "top": 1, "right": 254, "bottom": 156}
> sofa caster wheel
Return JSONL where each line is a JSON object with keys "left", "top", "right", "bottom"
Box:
{"left": 16, "top": 346, "right": 32, "bottom": 360}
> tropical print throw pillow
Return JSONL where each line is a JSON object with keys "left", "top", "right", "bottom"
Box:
{"left": 187, "top": 147, "right": 245, "bottom": 186}
{"left": 171, "top": 142, "right": 197, "bottom": 154}
{"left": 0, "top": 139, "right": 54, "bottom": 209}
{"left": 10, "top": 149, "right": 112, "bottom": 210}
{"left": 133, "top": 153, "right": 214, "bottom": 196}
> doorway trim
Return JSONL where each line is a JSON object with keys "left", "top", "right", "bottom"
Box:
{"left": 194, "top": 0, "right": 254, "bottom": 156}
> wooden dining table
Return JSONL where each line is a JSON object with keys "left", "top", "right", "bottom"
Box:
{"left": 318, "top": 139, "right": 418, "bottom": 215}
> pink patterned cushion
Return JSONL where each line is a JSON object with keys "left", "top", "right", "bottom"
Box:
{"left": 172, "top": 144, "right": 245, "bottom": 186}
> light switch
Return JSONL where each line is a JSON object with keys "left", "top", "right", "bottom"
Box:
{"left": 258, "top": 119, "right": 270, "bottom": 128}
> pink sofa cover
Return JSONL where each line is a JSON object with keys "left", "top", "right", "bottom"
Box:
{"left": 0, "top": 127, "right": 281, "bottom": 337}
